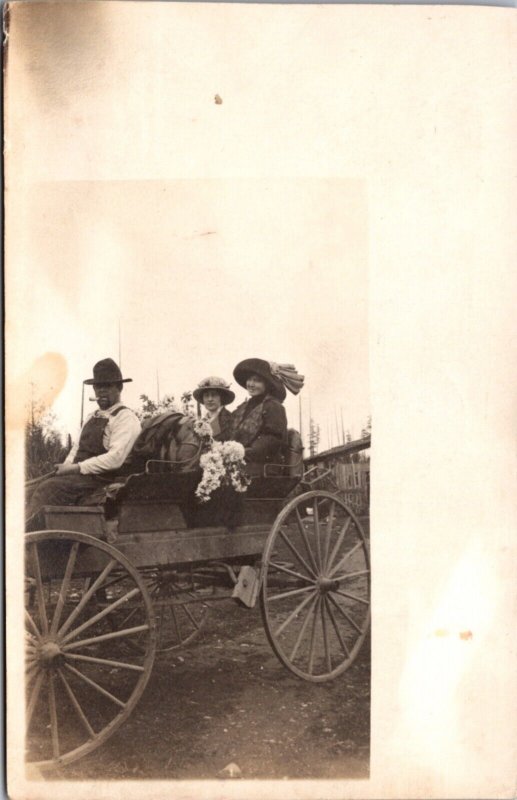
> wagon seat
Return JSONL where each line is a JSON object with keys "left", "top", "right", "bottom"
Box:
{"left": 35, "top": 426, "right": 305, "bottom": 539}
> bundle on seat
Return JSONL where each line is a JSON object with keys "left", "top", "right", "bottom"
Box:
{"left": 129, "top": 411, "right": 202, "bottom": 473}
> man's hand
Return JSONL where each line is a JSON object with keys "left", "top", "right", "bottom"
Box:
{"left": 55, "top": 463, "right": 81, "bottom": 476}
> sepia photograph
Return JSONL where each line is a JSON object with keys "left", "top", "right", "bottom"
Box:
{"left": 5, "top": 2, "right": 516, "bottom": 798}
{"left": 21, "top": 176, "right": 371, "bottom": 779}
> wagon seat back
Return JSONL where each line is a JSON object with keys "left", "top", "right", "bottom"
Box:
{"left": 243, "top": 428, "right": 304, "bottom": 501}
{"left": 254, "top": 428, "right": 304, "bottom": 478}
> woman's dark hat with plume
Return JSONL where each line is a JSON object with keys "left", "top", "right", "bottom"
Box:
{"left": 233, "top": 358, "right": 304, "bottom": 402}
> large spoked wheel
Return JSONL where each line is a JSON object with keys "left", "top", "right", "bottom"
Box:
{"left": 25, "top": 531, "right": 157, "bottom": 770}
{"left": 106, "top": 566, "right": 213, "bottom": 654}
{"left": 260, "top": 491, "right": 370, "bottom": 682}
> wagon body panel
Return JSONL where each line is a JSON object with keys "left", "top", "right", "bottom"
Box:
{"left": 34, "top": 523, "right": 274, "bottom": 578}
{"left": 114, "top": 524, "right": 270, "bottom": 569}
{"left": 42, "top": 506, "right": 107, "bottom": 536}
{"left": 38, "top": 493, "right": 285, "bottom": 577}
{"left": 117, "top": 502, "right": 188, "bottom": 533}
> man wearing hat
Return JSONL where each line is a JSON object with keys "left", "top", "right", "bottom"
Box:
{"left": 26, "top": 358, "right": 141, "bottom": 524}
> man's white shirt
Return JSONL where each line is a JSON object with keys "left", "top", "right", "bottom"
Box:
{"left": 65, "top": 402, "right": 141, "bottom": 475}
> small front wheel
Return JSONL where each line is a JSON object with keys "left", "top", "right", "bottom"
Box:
{"left": 260, "top": 491, "right": 370, "bottom": 682}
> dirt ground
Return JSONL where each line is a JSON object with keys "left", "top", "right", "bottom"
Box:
{"left": 47, "top": 597, "right": 370, "bottom": 782}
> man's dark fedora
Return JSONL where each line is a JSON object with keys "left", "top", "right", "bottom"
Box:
{"left": 84, "top": 358, "right": 132, "bottom": 385}
{"left": 233, "top": 358, "right": 286, "bottom": 402}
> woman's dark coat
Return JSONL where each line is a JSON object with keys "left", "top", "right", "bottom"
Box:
{"left": 210, "top": 406, "right": 233, "bottom": 442}
{"left": 230, "top": 394, "right": 287, "bottom": 463}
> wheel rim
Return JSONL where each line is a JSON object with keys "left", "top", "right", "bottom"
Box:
{"left": 25, "top": 531, "right": 157, "bottom": 769}
{"left": 260, "top": 491, "right": 370, "bottom": 682}
{"left": 106, "top": 567, "right": 212, "bottom": 654}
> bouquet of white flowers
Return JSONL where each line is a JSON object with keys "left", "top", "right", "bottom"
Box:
{"left": 195, "top": 440, "right": 250, "bottom": 503}
{"left": 192, "top": 417, "right": 214, "bottom": 445}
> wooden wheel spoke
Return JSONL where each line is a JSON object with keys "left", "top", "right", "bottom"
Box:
{"left": 62, "top": 587, "right": 141, "bottom": 645}
{"left": 294, "top": 509, "right": 320, "bottom": 575}
{"left": 64, "top": 664, "right": 126, "bottom": 708}
{"left": 332, "top": 588, "right": 370, "bottom": 605}
{"left": 312, "top": 500, "right": 323, "bottom": 570}
{"left": 62, "top": 624, "right": 150, "bottom": 651}
{"left": 25, "top": 645, "right": 38, "bottom": 661}
{"left": 307, "top": 597, "right": 321, "bottom": 676}
{"left": 180, "top": 602, "right": 201, "bottom": 630}
{"left": 26, "top": 671, "right": 44, "bottom": 730}
{"left": 57, "top": 668, "right": 95, "bottom": 738}
{"left": 184, "top": 589, "right": 212, "bottom": 607}
{"left": 288, "top": 594, "right": 319, "bottom": 662}
{"left": 64, "top": 652, "right": 145, "bottom": 672}
{"left": 274, "top": 589, "right": 317, "bottom": 637}
{"left": 25, "top": 609, "right": 42, "bottom": 640}
{"left": 322, "top": 501, "right": 336, "bottom": 575}
{"left": 169, "top": 602, "right": 183, "bottom": 643}
{"left": 26, "top": 666, "right": 39, "bottom": 687}
{"left": 325, "top": 517, "right": 351, "bottom": 573}
{"left": 267, "top": 584, "right": 316, "bottom": 603}
{"left": 50, "top": 541, "right": 80, "bottom": 635}
{"left": 110, "top": 604, "right": 141, "bottom": 630}
{"left": 183, "top": 589, "right": 202, "bottom": 601}
{"left": 58, "top": 559, "right": 118, "bottom": 638}
{"left": 320, "top": 595, "right": 332, "bottom": 673}
{"left": 29, "top": 543, "right": 49, "bottom": 635}
{"left": 268, "top": 561, "right": 315, "bottom": 584}
{"left": 174, "top": 590, "right": 196, "bottom": 604}
{"left": 332, "top": 568, "right": 370, "bottom": 581}
{"left": 278, "top": 529, "right": 317, "bottom": 580}
{"left": 324, "top": 596, "right": 350, "bottom": 658}
{"left": 328, "top": 593, "right": 363, "bottom": 634}
{"left": 99, "top": 572, "right": 132, "bottom": 592}
{"left": 328, "top": 541, "right": 363, "bottom": 578}
{"left": 48, "top": 673, "right": 60, "bottom": 759}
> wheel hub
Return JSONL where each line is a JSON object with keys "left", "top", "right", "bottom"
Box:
{"left": 36, "top": 639, "right": 62, "bottom": 666}
{"left": 316, "top": 577, "right": 339, "bottom": 594}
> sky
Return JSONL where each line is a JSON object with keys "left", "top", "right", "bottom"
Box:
{"left": 4, "top": 2, "right": 374, "bottom": 454}
{"left": 20, "top": 177, "right": 369, "bottom": 451}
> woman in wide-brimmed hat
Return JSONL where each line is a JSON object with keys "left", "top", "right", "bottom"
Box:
{"left": 231, "top": 358, "right": 304, "bottom": 465}
{"left": 193, "top": 376, "right": 235, "bottom": 442}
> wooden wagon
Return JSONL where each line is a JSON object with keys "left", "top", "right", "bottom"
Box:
{"left": 25, "top": 464, "right": 370, "bottom": 769}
